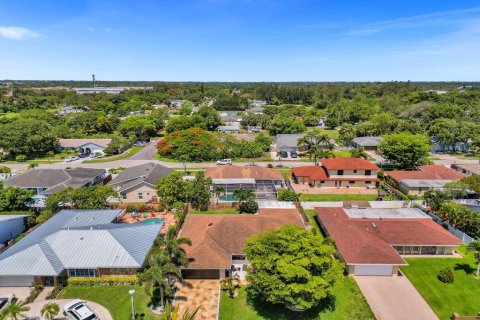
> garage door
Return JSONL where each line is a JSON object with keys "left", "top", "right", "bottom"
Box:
{"left": 355, "top": 265, "right": 393, "bottom": 276}
{"left": 182, "top": 269, "right": 220, "bottom": 279}
{"left": 0, "top": 276, "right": 35, "bottom": 287}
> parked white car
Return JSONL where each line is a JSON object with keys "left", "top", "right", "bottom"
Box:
{"left": 216, "top": 159, "right": 232, "bottom": 165}
{"left": 63, "top": 300, "right": 98, "bottom": 320}
{"left": 0, "top": 294, "right": 15, "bottom": 314}
{"left": 64, "top": 156, "right": 79, "bottom": 163}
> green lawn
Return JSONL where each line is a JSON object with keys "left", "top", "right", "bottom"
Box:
{"left": 85, "top": 146, "right": 143, "bottom": 163}
{"left": 219, "top": 277, "right": 374, "bottom": 320}
{"left": 315, "top": 129, "right": 339, "bottom": 139}
{"left": 400, "top": 247, "right": 480, "bottom": 319}
{"left": 299, "top": 194, "right": 378, "bottom": 202}
{"left": 60, "top": 285, "right": 160, "bottom": 320}
{"left": 0, "top": 112, "right": 19, "bottom": 119}
{"left": 304, "top": 209, "right": 321, "bottom": 232}
{"left": 188, "top": 209, "right": 238, "bottom": 214}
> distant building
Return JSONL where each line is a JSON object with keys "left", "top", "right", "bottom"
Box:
{"left": 426, "top": 90, "right": 448, "bottom": 95}
{"left": 275, "top": 134, "right": 304, "bottom": 153}
{"left": 352, "top": 136, "right": 383, "bottom": 152}
{"left": 58, "top": 138, "right": 112, "bottom": 155}
{"left": 385, "top": 165, "right": 464, "bottom": 196}
{"left": 74, "top": 87, "right": 124, "bottom": 94}
{"left": 217, "top": 124, "right": 241, "bottom": 133}
{"left": 451, "top": 164, "right": 480, "bottom": 176}
{"left": 57, "top": 105, "right": 85, "bottom": 116}
{"left": 219, "top": 111, "right": 242, "bottom": 124}
{"left": 249, "top": 100, "right": 267, "bottom": 108}
{"left": 247, "top": 106, "right": 264, "bottom": 114}
{"left": 170, "top": 99, "right": 185, "bottom": 108}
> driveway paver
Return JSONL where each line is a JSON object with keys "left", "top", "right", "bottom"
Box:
{"left": 355, "top": 275, "right": 438, "bottom": 320}
{"left": 173, "top": 280, "right": 220, "bottom": 320}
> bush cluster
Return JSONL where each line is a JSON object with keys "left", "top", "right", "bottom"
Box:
{"left": 67, "top": 275, "right": 138, "bottom": 286}
{"left": 437, "top": 266, "right": 455, "bottom": 283}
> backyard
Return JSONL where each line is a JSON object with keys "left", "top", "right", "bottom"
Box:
{"left": 60, "top": 285, "right": 160, "bottom": 320}
{"left": 299, "top": 194, "right": 378, "bottom": 202}
{"left": 400, "top": 246, "right": 480, "bottom": 319}
{"left": 219, "top": 277, "right": 374, "bottom": 320}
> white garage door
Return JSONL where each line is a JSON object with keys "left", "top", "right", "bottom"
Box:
{"left": 0, "top": 276, "right": 35, "bottom": 287}
{"left": 355, "top": 265, "right": 393, "bottom": 276}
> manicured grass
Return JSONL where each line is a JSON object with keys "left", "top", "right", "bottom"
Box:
{"left": 219, "top": 277, "right": 374, "bottom": 320}
{"left": 60, "top": 285, "right": 160, "bottom": 320}
{"left": 0, "top": 112, "right": 19, "bottom": 119}
{"left": 400, "top": 247, "right": 480, "bottom": 319}
{"left": 315, "top": 129, "right": 339, "bottom": 139}
{"left": 188, "top": 209, "right": 238, "bottom": 214}
{"left": 85, "top": 146, "right": 143, "bottom": 163}
{"left": 299, "top": 194, "right": 378, "bottom": 202}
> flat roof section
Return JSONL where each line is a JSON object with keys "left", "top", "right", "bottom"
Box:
{"left": 344, "top": 208, "right": 430, "bottom": 219}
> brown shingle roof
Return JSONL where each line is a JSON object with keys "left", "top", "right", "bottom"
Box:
{"left": 206, "top": 165, "right": 283, "bottom": 181}
{"left": 320, "top": 158, "right": 380, "bottom": 171}
{"left": 179, "top": 209, "right": 305, "bottom": 269}
{"left": 316, "top": 207, "right": 460, "bottom": 265}
{"left": 386, "top": 165, "right": 464, "bottom": 181}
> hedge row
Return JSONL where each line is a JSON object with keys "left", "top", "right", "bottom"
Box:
{"left": 67, "top": 275, "right": 138, "bottom": 286}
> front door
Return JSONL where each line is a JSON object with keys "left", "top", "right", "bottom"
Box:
{"left": 335, "top": 180, "right": 342, "bottom": 187}
{"left": 44, "top": 276, "right": 55, "bottom": 287}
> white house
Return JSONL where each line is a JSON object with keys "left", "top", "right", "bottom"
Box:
{"left": 58, "top": 138, "right": 112, "bottom": 155}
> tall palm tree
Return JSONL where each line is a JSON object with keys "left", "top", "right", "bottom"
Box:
{"left": 214, "top": 185, "right": 225, "bottom": 204}
{"left": 40, "top": 303, "right": 60, "bottom": 320}
{"left": 140, "top": 251, "right": 182, "bottom": 311}
{"left": 466, "top": 240, "right": 480, "bottom": 278}
{"left": 154, "top": 226, "right": 192, "bottom": 267}
{"left": 298, "top": 129, "right": 333, "bottom": 166}
{"left": 0, "top": 300, "right": 30, "bottom": 320}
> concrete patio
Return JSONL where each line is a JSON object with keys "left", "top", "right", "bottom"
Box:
{"left": 291, "top": 183, "right": 378, "bottom": 195}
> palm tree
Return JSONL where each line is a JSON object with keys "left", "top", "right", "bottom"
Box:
{"left": 0, "top": 300, "right": 30, "bottom": 320}
{"left": 40, "top": 303, "right": 60, "bottom": 320}
{"left": 154, "top": 226, "right": 192, "bottom": 267}
{"left": 466, "top": 240, "right": 480, "bottom": 278}
{"left": 220, "top": 276, "right": 241, "bottom": 298}
{"left": 28, "top": 163, "right": 38, "bottom": 170}
{"left": 213, "top": 185, "right": 225, "bottom": 204}
{"left": 232, "top": 188, "right": 255, "bottom": 202}
{"left": 140, "top": 251, "right": 182, "bottom": 311}
{"left": 161, "top": 303, "right": 200, "bottom": 320}
{"left": 298, "top": 129, "right": 333, "bottom": 166}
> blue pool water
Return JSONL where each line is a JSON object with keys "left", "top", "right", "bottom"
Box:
{"left": 220, "top": 195, "right": 237, "bottom": 201}
{"left": 139, "top": 218, "right": 164, "bottom": 225}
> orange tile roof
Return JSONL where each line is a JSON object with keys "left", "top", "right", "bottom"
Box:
{"left": 206, "top": 165, "right": 283, "bottom": 181}
{"left": 320, "top": 158, "right": 380, "bottom": 171}
{"left": 386, "top": 165, "right": 464, "bottom": 181}
{"left": 291, "top": 166, "right": 379, "bottom": 181}
{"left": 180, "top": 209, "right": 305, "bottom": 269}
{"left": 316, "top": 207, "right": 460, "bottom": 265}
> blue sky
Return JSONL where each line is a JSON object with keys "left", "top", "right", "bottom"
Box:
{"left": 1, "top": 0, "right": 480, "bottom": 81}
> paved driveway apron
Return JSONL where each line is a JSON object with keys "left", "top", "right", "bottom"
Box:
{"left": 355, "top": 275, "right": 438, "bottom": 320}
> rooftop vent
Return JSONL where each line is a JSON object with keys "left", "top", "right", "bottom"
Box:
{"left": 371, "top": 222, "right": 377, "bottom": 228}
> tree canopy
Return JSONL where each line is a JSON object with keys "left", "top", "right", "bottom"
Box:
{"left": 379, "top": 132, "right": 431, "bottom": 169}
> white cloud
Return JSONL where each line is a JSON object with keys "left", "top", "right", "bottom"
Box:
{"left": 103, "top": 27, "right": 112, "bottom": 32}
{"left": 0, "top": 26, "right": 41, "bottom": 40}
{"left": 88, "top": 27, "right": 95, "bottom": 32}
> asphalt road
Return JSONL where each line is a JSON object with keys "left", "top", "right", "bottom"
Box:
{"left": 126, "top": 140, "right": 158, "bottom": 160}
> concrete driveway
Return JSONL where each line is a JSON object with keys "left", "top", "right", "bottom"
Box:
{"left": 355, "top": 275, "right": 438, "bottom": 320}
{"left": 0, "top": 287, "right": 30, "bottom": 301}
{"left": 25, "top": 299, "right": 112, "bottom": 320}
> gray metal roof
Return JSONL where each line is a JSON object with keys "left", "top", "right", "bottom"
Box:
{"left": 276, "top": 134, "right": 303, "bottom": 148}
{"left": 110, "top": 163, "right": 171, "bottom": 193}
{"left": 399, "top": 179, "right": 453, "bottom": 188}
{"left": 4, "top": 168, "right": 106, "bottom": 195}
{"left": 352, "top": 136, "right": 383, "bottom": 147}
{"left": 0, "top": 209, "right": 160, "bottom": 276}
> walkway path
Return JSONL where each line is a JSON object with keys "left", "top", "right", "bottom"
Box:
{"left": 355, "top": 275, "right": 438, "bottom": 320}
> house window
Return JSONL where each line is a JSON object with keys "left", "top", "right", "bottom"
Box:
{"left": 232, "top": 254, "right": 246, "bottom": 260}
{"left": 146, "top": 192, "right": 150, "bottom": 196}
{"left": 365, "top": 181, "right": 372, "bottom": 184}
{"left": 337, "top": 170, "right": 344, "bottom": 175}
{"left": 138, "top": 193, "right": 143, "bottom": 200}
{"left": 365, "top": 170, "right": 371, "bottom": 176}
{"left": 349, "top": 181, "right": 355, "bottom": 184}
{"left": 68, "top": 269, "right": 96, "bottom": 277}
{"left": 353, "top": 170, "right": 357, "bottom": 173}
{"left": 121, "top": 193, "right": 127, "bottom": 199}
{"left": 320, "top": 181, "right": 325, "bottom": 184}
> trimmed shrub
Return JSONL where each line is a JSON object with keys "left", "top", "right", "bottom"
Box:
{"left": 67, "top": 275, "right": 138, "bottom": 286}
{"left": 25, "top": 285, "right": 44, "bottom": 303}
{"left": 438, "top": 266, "right": 455, "bottom": 283}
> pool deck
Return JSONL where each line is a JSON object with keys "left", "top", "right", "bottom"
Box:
{"left": 121, "top": 211, "right": 177, "bottom": 234}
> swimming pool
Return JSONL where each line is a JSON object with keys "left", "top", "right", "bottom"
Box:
{"left": 219, "top": 195, "right": 237, "bottom": 201}
{"left": 139, "top": 218, "right": 164, "bottom": 225}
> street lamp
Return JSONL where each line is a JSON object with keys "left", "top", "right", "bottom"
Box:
{"left": 129, "top": 289, "right": 136, "bottom": 319}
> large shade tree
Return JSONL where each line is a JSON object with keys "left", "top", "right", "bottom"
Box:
{"left": 245, "top": 225, "right": 343, "bottom": 311}
{"left": 378, "top": 132, "right": 431, "bottom": 169}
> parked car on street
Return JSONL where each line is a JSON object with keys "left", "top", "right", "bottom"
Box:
{"left": 0, "top": 294, "right": 15, "bottom": 314}
{"left": 63, "top": 300, "right": 98, "bottom": 320}
{"left": 64, "top": 156, "right": 79, "bottom": 162}
{"left": 216, "top": 159, "right": 232, "bottom": 165}
{"left": 78, "top": 153, "right": 90, "bottom": 158}
{"left": 290, "top": 151, "right": 298, "bottom": 158}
